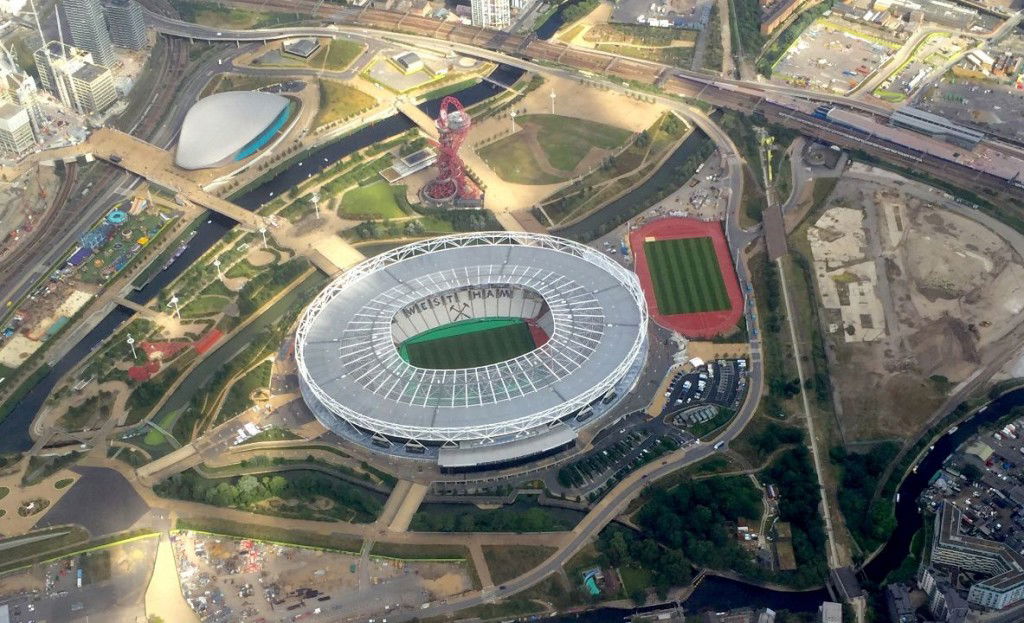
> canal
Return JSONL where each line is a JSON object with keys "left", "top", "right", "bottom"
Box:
{"left": 0, "top": 65, "right": 522, "bottom": 453}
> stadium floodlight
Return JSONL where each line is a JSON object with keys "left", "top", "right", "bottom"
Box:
{"left": 294, "top": 232, "right": 648, "bottom": 450}
{"left": 126, "top": 333, "right": 136, "bottom": 359}
{"left": 168, "top": 293, "right": 180, "bottom": 319}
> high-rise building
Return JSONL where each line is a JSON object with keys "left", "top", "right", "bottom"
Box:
{"left": 104, "top": 0, "right": 146, "bottom": 50}
{"left": 34, "top": 42, "right": 117, "bottom": 114}
{"left": 0, "top": 102, "right": 35, "bottom": 157}
{"left": 62, "top": 0, "right": 116, "bottom": 67}
{"left": 470, "top": 0, "right": 510, "bottom": 29}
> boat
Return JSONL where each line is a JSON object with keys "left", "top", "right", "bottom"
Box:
{"left": 948, "top": 426, "right": 959, "bottom": 435}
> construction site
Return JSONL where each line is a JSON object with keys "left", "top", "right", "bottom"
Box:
{"left": 804, "top": 166, "right": 1024, "bottom": 442}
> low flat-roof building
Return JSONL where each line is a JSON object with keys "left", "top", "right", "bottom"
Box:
{"left": 890, "top": 107, "right": 985, "bottom": 149}
{"left": 282, "top": 37, "right": 320, "bottom": 58}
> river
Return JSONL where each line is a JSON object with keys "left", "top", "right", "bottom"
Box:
{"left": 0, "top": 65, "right": 522, "bottom": 453}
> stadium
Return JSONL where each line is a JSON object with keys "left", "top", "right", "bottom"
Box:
{"left": 294, "top": 232, "right": 648, "bottom": 472}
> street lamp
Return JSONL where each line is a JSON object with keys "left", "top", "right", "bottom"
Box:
{"left": 550, "top": 90, "right": 556, "bottom": 115}
{"left": 213, "top": 258, "right": 222, "bottom": 280}
{"left": 259, "top": 226, "right": 268, "bottom": 248}
{"left": 312, "top": 191, "right": 321, "bottom": 220}
{"left": 510, "top": 110, "right": 517, "bottom": 133}
{"left": 126, "top": 333, "right": 136, "bottom": 359}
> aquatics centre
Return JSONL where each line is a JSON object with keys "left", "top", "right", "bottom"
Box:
{"left": 294, "top": 232, "right": 649, "bottom": 472}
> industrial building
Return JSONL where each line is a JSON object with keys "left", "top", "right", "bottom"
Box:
{"left": 33, "top": 42, "right": 117, "bottom": 114}
{"left": 470, "top": 0, "right": 511, "bottom": 29}
{"left": 931, "top": 502, "right": 1024, "bottom": 610}
{"left": 104, "top": 0, "right": 147, "bottom": 50}
{"left": 175, "top": 90, "right": 292, "bottom": 169}
{"left": 889, "top": 107, "right": 985, "bottom": 149}
{"left": 0, "top": 103, "right": 35, "bottom": 157}
{"left": 62, "top": 0, "right": 116, "bottom": 67}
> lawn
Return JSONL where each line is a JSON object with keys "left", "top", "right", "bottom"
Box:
{"left": 313, "top": 79, "right": 375, "bottom": 128}
{"left": 644, "top": 237, "right": 731, "bottom": 314}
{"left": 202, "top": 74, "right": 285, "bottom": 98}
{"left": 519, "top": 114, "right": 632, "bottom": 172}
{"left": 479, "top": 135, "right": 564, "bottom": 185}
{"left": 400, "top": 318, "right": 536, "bottom": 369}
{"left": 323, "top": 39, "right": 364, "bottom": 71}
{"left": 338, "top": 182, "right": 407, "bottom": 219}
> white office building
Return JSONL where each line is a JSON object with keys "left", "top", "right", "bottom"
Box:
{"left": 0, "top": 102, "right": 35, "bottom": 157}
{"left": 471, "top": 0, "right": 511, "bottom": 29}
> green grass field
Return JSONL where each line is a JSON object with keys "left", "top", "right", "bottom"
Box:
{"left": 401, "top": 318, "right": 537, "bottom": 369}
{"left": 478, "top": 114, "right": 631, "bottom": 184}
{"left": 338, "top": 182, "right": 407, "bottom": 219}
{"left": 645, "top": 237, "right": 730, "bottom": 314}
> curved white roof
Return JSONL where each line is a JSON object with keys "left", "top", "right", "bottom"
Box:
{"left": 175, "top": 90, "right": 289, "bottom": 170}
{"left": 295, "top": 233, "right": 648, "bottom": 443}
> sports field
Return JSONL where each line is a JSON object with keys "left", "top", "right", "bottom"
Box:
{"left": 400, "top": 317, "right": 538, "bottom": 369}
{"left": 644, "top": 237, "right": 730, "bottom": 314}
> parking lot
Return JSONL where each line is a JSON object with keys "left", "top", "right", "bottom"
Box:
{"left": 172, "top": 531, "right": 471, "bottom": 623}
{"left": 662, "top": 359, "right": 748, "bottom": 427}
{"left": 917, "top": 75, "right": 1024, "bottom": 142}
{"left": 770, "top": 20, "right": 894, "bottom": 93}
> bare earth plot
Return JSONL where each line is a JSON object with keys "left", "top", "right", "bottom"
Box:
{"left": 802, "top": 173, "right": 1024, "bottom": 441}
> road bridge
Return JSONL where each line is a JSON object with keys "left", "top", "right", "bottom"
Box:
{"left": 112, "top": 296, "right": 167, "bottom": 320}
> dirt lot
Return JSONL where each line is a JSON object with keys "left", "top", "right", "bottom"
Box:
{"left": 804, "top": 171, "right": 1024, "bottom": 441}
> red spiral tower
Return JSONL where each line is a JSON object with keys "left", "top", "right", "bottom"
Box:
{"left": 421, "top": 96, "right": 481, "bottom": 206}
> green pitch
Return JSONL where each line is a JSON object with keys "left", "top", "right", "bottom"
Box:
{"left": 400, "top": 317, "right": 537, "bottom": 369}
{"left": 644, "top": 237, "right": 731, "bottom": 314}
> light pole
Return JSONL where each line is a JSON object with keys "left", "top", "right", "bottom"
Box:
{"left": 550, "top": 90, "right": 556, "bottom": 115}
{"left": 510, "top": 110, "right": 517, "bottom": 133}
{"left": 168, "top": 293, "right": 180, "bottom": 319}
{"left": 312, "top": 191, "right": 321, "bottom": 220}
{"left": 213, "top": 258, "right": 222, "bottom": 280}
{"left": 126, "top": 333, "right": 136, "bottom": 359}
{"left": 259, "top": 226, "right": 268, "bottom": 248}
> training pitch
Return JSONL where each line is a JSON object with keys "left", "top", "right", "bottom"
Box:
{"left": 644, "top": 237, "right": 730, "bottom": 314}
{"left": 400, "top": 317, "right": 538, "bottom": 369}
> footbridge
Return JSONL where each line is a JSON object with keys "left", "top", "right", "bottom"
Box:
{"left": 88, "top": 128, "right": 267, "bottom": 230}
{"left": 395, "top": 102, "right": 439, "bottom": 140}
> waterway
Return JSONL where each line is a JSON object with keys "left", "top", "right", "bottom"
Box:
{"left": 0, "top": 66, "right": 521, "bottom": 453}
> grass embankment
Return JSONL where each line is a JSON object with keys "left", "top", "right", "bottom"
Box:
{"left": 176, "top": 517, "right": 363, "bottom": 553}
{"left": 313, "top": 80, "right": 376, "bottom": 128}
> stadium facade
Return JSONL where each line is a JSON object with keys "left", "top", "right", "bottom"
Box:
{"left": 295, "top": 233, "right": 649, "bottom": 472}
{"left": 175, "top": 90, "right": 293, "bottom": 170}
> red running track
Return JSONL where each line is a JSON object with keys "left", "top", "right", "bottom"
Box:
{"left": 629, "top": 217, "right": 743, "bottom": 338}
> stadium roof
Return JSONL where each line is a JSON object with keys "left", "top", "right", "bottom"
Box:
{"left": 296, "top": 233, "right": 647, "bottom": 443}
{"left": 175, "top": 90, "right": 289, "bottom": 170}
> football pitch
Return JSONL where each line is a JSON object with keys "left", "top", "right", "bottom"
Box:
{"left": 644, "top": 237, "right": 731, "bottom": 314}
{"left": 400, "top": 317, "right": 538, "bottom": 369}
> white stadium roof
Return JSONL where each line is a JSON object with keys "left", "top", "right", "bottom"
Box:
{"left": 175, "top": 90, "right": 289, "bottom": 170}
{"left": 295, "top": 233, "right": 648, "bottom": 444}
